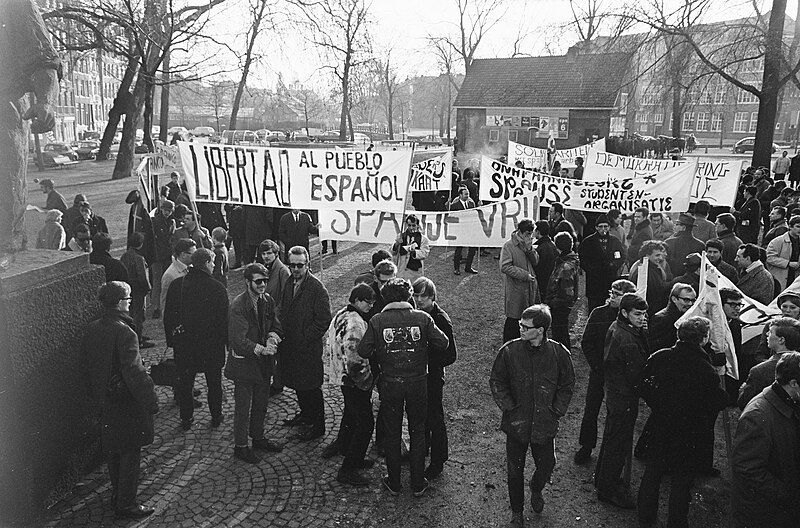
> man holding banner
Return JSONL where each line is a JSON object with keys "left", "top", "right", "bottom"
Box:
{"left": 393, "top": 215, "right": 430, "bottom": 282}
{"left": 450, "top": 187, "right": 477, "bottom": 275}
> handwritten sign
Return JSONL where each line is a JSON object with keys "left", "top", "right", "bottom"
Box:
{"left": 149, "top": 143, "right": 181, "bottom": 175}
{"left": 410, "top": 150, "right": 452, "bottom": 192}
{"left": 177, "top": 142, "right": 412, "bottom": 212}
{"left": 508, "top": 138, "right": 606, "bottom": 170}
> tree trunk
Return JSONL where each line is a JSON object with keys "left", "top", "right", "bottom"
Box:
{"left": 112, "top": 67, "right": 148, "bottom": 180}
{"left": 97, "top": 54, "right": 138, "bottom": 160}
{"left": 671, "top": 83, "right": 681, "bottom": 139}
{"left": 753, "top": 0, "right": 787, "bottom": 168}
{"left": 142, "top": 74, "right": 155, "bottom": 152}
{"left": 231, "top": 1, "right": 266, "bottom": 131}
{"left": 158, "top": 50, "right": 170, "bottom": 143}
{"left": 339, "top": 50, "right": 350, "bottom": 140}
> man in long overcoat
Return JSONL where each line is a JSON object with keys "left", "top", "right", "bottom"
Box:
{"left": 164, "top": 248, "right": 229, "bottom": 431}
{"left": 83, "top": 282, "right": 159, "bottom": 519}
{"left": 278, "top": 245, "right": 332, "bottom": 440}
{"left": 499, "top": 219, "right": 540, "bottom": 343}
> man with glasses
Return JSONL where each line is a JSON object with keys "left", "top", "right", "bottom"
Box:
{"left": 500, "top": 219, "right": 540, "bottom": 343}
{"left": 393, "top": 215, "right": 430, "bottom": 281}
{"left": 278, "top": 246, "right": 332, "bottom": 441}
{"left": 579, "top": 214, "right": 626, "bottom": 312}
{"left": 574, "top": 279, "right": 636, "bottom": 465}
{"left": 490, "top": 304, "right": 575, "bottom": 526}
{"left": 225, "top": 263, "right": 284, "bottom": 464}
{"left": 720, "top": 288, "right": 746, "bottom": 403}
{"left": 648, "top": 283, "right": 697, "bottom": 354}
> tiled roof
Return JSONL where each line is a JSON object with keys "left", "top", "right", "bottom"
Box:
{"left": 453, "top": 52, "right": 632, "bottom": 109}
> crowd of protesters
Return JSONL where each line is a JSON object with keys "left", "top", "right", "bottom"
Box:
{"left": 44, "top": 157, "right": 799, "bottom": 526}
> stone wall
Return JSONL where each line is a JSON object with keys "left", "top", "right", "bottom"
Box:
{"left": 0, "top": 251, "right": 105, "bottom": 522}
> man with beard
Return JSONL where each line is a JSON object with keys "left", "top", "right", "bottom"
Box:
{"left": 579, "top": 214, "right": 625, "bottom": 312}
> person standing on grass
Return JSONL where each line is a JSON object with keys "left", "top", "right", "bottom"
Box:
{"left": 574, "top": 279, "right": 636, "bottom": 465}
{"left": 393, "top": 214, "right": 430, "bottom": 281}
{"left": 500, "top": 219, "right": 540, "bottom": 343}
{"left": 490, "top": 304, "right": 575, "bottom": 527}
{"left": 225, "top": 263, "right": 284, "bottom": 464}
{"left": 579, "top": 214, "right": 625, "bottom": 312}
{"left": 39, "top": 178, "right": 67, "bottom": 214}
{"left": 451, "top": 186, "right": 477, "bottom": 275}
{"left": 544, "top": 231, "right": 579, "bottom": 351}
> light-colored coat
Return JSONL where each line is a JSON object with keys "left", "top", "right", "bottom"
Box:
{"left": 500, "top": 231, "right": 540, "bottom": 319}
{"left": 766, "top": 232, "right": 796, "bottom": 290}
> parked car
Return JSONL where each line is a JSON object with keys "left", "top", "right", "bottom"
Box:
{"left": 353, "top": 132, "right": 371, "bottom": 144}
{"left": 75, "top": 140, "right": 101, "bottom": 160}
{"left": 191, "top": 126, "right": 216, "bottom": 137}
{"left": 43, "top": 142, "right": 78, "bottom": 162}
{"left": 167, "top": 126, "right": 189, "bottom": 142}
{"left": 733, "top": 137, "right": 780, "bottom": 154}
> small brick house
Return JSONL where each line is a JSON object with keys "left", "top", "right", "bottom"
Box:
{"left": 453, "top": 48, "right": 632, "bottom": 155}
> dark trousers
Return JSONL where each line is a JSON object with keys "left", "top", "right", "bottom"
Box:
{"left": 269, "top": 355, "right": 282, "bottom": 389}
{"left": 550, "top": 306, "right": 571, "bottom": 351}
{"left": 381, "top": 379, "right": 427, "bottom": 491}
{"left": 637, "top": 460, "right": 694, "bottom": 528}
{"left": 322, "top": 240, "right": 337, "bottom": 253}
{"left": 233, "top": 380, "right": 269, "bottom": 447}
{"left": 244, "top": 244, "right": 259, "bottom": 266}
{"left": 108, "top": 449, "right": 141, "bottom": 509}
{"left": 578, "top": 368, "right": 605, "bottom": 449}
{"left": 454, "top": 246, "right": 476, "bottom": 270}
{"left": 178, "top": 366, "right": 223, "bottom": 422}
{"left": 503, "top": 317, "right": 521, "bottom": 344}
{"left": 506, "top": 436, "right": 556, "bottom": 513}
{"left": 231, "top": 237, "right": 246, "bottom": 268}
{"left": 130, "top": 292, "right": 146, "bottom": 341}
{"left": 296, "top": 387, "right": 325, "bottom": 432}
{"left": 595, "top": 393, "right": 639, "bottom": 496}
{"left": 340, "top": 385, "right": 375, "bottom": 471}
{"left": 426, "top": 374, "right": 448, "bottom": 466}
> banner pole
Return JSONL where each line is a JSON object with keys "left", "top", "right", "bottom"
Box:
{"left": 395, "top": 143, "right": 417, "bottom": 267}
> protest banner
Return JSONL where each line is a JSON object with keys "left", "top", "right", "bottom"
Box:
{"left": 149, "top": 143, "right": 181, "bottom": 175}
{"left": 409, "top": 150, "right": 452, "bottom": 192}
{"left": 507, "top": 138, "right": 606, "bottom": 170}
{"left": 177, "top": 141, "right": 413, "bottom": 213}
{"left": 319, "top": 192, "right": 540, "bottom": 248}
{"left": 479, "top": 156, "right": 696, "bottom": 213}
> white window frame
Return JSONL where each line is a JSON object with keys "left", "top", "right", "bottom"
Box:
{"left": 508, "top": 130, "right": 518, "bottom": 142}
{"left": 711, "top": 112, "right": 722, "bottom": 132}
{"left": 733, "top": 111, "right": 748, "bottom": 132}
{"left": 682, "top": 112, "right": 695, "bottom": 131}
{"left": 696, "top": 112, "right": 709, "bottom": 132}
{"left": 749, "top": 112, "right": 758, "bottom": 133}
{"left": 489, "top": 129, "right": 500, "bottom": 142}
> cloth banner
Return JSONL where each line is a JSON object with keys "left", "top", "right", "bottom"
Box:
{"left": 177, "top": 141, "right": 412, "bottom": 213}
{"left": 409, "top": 150, "right": 452, "bottom": 192}
{"left": 136, "top": 157, "right": 158, "bottom": 211}
{"left": 319, "top": 193, "right": 540, "bottom": 248}
{"left": 479, "top": 156, "right": 696, "bottom": 214}
{"left": 149, "top": 143, "right": 181, "bottom": 175}
{"left": 508, "top": 138, "right": 606, "bottom": 170}
{"left": 676, "top": 253, "right": 739, "bottom": 379}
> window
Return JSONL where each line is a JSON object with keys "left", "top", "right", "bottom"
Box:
{"left": 640, "top": 112, "right": 649, "bottom": 123}
{"left": 711, "top": 112, "right": 722, "bottom": 132}
{"left": 489, "top": 129, "right": 499, "bottom": 142}
{"left": 508, "top": 130, "right": 518, "bottom": 142}
{"left": 619, "top": 92, "right": 628, "bottom": 115}
{"left": 749, "top": 112, "right": 758, "bottom": 133}
{"left": 696, "top": 112, "right": 709, "bottom": 131}
{"left": 699, "top": 90, "right": 712, "bottom": 105}
{"left": 669, "top": 114, "right": 674, "bottom": 130}
{"left": 737, "top": 89, "right": 758, "bottom": 104}
{"left": 733, "top": 111, "right": 748, "bottom": 132}
{"left": 640, "top": 124, "right": 648, "bottom": 132}
{"left": 714, "top": 85, "right": 726, "bottom": 105}
{"left": 682, "top": 112, "right": 695, "bottom": 131}
{"left": 654, "top": 113, "right": 663, "bottom": 124}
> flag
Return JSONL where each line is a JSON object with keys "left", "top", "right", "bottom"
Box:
{"left": 135, "top": 157, "right": 158, "bottom": 212}
{"left": 677, "top": 253, "right": 738, "bottom": 379}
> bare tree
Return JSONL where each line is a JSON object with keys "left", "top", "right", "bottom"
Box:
{"left": 375, "top": 49, "right": 403, "bottom": 139}
{"left": 432, "top": 0, "right": 506, "bottom": 75}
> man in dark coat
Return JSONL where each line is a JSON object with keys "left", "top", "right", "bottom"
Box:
{"left": 735, "top": 243, "right": 775, "bottom": 305}
{"left": 150, "top": 200, "right": 175, "bottom": 319}
{"left": 627, "top": 207, "right": 653, "bottom": 264}
{"left": 62, "top": 193, "right": 86, "bottom": 242}
{"left": 664, "top": 213, "right": 705, "bottom": 276}
{"left": 574, "top": 279, "right": 636, "bottom": 465}
{"left": 735, "top": 185, "right": 761, "bottom": 244}
{"left": 278, "top": 245, "right": 332, "bottom": 440}
{"left": 737, "top": 317, "right": 800, "bottom": 410}
{"left": 225, "top": 263, "right": 284, "bottom": 464}
{"left": 630, "top": 240, "right": 671, "bottom": 316}
{"left": 164, "top": 248, "right": 229, "bottom": 431}
{"left": 83, "top": 281, "right": 159, "bottom": 519}
{"left": 125, "top": 189, "right": 155, "bottom": 265}
{"left": 73, "top": 201, "right": 109, "bottom": 238}
{"left": 90, "top": 232, "right": 129, "bottom": 283}
{"left": 731, "top": 352, "right": 800, "bottom": 528}
{"left": 637, "top": 317, "right": 729, "bottom": 528}
{"left": 278, "top": 209, "right": 318, "bottom": 261}
{"left": 714, "top": 213, "right": 743, "bottom": 266}
{"left": 547, "top": 202, "right": 576, "bottom": 239}
{"left": 225, "top": 204, "right": 246, "bottom": 268}
{"left": 706, "top": 239, "right": 738, "bottom": 284}
{"left": 648, "top": 283, "right": 697, "bottom": 354}
{"left": 39, "top": 178, "right": 67, "bottom": 214}
{"left": 532, "top": 220, "right": 558, "bottom": 294}
{"left": 450, "top": 186, "right": 477, "bottom": 274}
{"left": 243, "top": 205, "right": 273, "bottom": 265}
{"left": 196, "top": 201, "right": 227, "bottom": 232}
{"left": 579, "top": 214, "right": 625, "bottom": 312}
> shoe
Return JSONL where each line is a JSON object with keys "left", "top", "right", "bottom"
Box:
{"left": 454, "top": 269, "right": 461, "bottom": 275}
{"left": 424, "top": 463, "right": 443, "bottom": 480}
{"left": 294, "top": 426, "right": 324, "bottom": 441}
{"left": 193, "top": 398, "right": 202, "bottom": 409}
{"left": 381, "top": 476, "right": 400, "bottom": 496}
{"left": 269, "top": 385, "right": 283, "bottom": 397}
{"left": 337, "top": 469, "right": 370, "bottom": 487}
{"left": 140, "top": 340, "right": 155, "bottom": 349}
{"left": 357, "top": 458, "right": 376, "bottom": 469}
{"left": 699, "top": 466, "right": 721, "bottom": 477}
{"left": 211, "top": 415, "right": 223, "bottom": 428}
{"left": 507, "top": 511, "right": 524, "bottom": 528}
{"left": 465, "top": 268, "right": 478, "bottom": 274}
{"left": 234, "top": 446, "right": 261, "bottom": 464}
{"left": 321, "top": 442, "right": 342, "bottom": 458}
{"left": 283, "top": 414, "right": 310, "bottom": 426}
{"left": 180, "top": 418, "right": 193, "bottom": 431}
{"left": 152, "top": 308, "right": 161, "bottom": 319}
{"left": 529, "top": 484, "right": 544, "bottom": 513}
{"left": 598, "top": 490, "right": 636, "bottom": 509}
{"left": 252, "top": 438, "right": 283, "bottom": 452}
{"left": 115, "top": 504, "right": 155, "bottom": 519}
{"left": 413, "top": 478, "right": 430, "bottom": 497}
{"left": 573, "top": 446, "right": 592, "bottom": 465}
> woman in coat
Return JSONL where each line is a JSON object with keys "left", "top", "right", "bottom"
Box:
{"left": 83, "top": 281, "right": 158, "bottom": 519}
{"left": 36, "top": 209, "right": 66, "bottom": 249}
